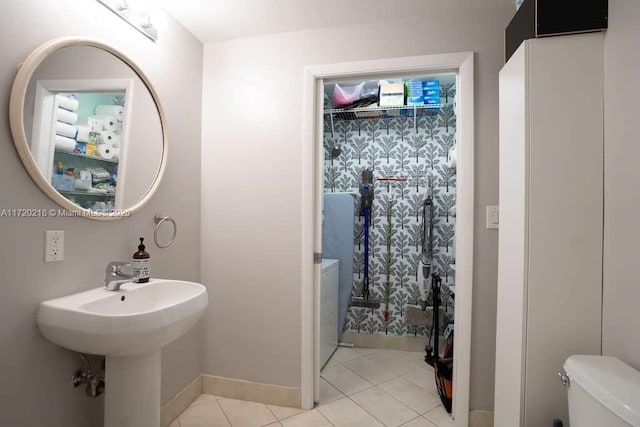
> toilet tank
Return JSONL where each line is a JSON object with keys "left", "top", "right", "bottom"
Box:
{"left": 564, "top": 355, "right": 640, "bottom": 427}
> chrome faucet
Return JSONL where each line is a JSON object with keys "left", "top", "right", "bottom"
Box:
{"left": 104, "top": 261, "right": 136, "bottom": 291}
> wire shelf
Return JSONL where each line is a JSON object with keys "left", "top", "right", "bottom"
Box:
{"left": 324, "top": 104, "right": 442, "bottom": 135}
{"left": 59, "top": 189, "right": 115, "bottom": 198}
{"left": 324, "top": 104, "right": 441, "bottom": 114}
{"left": 55, "top": 149, "right": 118, "bottom": 164}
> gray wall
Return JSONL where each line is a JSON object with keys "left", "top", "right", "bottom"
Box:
{"left": 201, "top": 3, "right": 514, "bottom": 411}
{"left": 603, "top": 0, "right": 640, "bottom": 369}
{"left": 0, "top": 1, "right": 203, "bottom": 425}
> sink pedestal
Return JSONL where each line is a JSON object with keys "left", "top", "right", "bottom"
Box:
{"left": 36, "top": 279, "right": 208, "bottom": 426}
{"left": 105, "top": 351, "right": 161, "bottom": 427}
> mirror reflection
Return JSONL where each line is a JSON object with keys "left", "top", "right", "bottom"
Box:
{"left": 23, "top": 45, "right": 164, "bottom": 213}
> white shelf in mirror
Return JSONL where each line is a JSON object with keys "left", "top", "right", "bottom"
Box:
{"left": 54, "top": 149, "right": 119, "bottom": 164}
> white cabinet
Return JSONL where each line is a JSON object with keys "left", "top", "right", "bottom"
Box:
{"left": 494, "top": 33, "right": 604, "bottom": 427}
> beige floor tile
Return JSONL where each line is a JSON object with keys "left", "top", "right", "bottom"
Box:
{"left": 178, "top": 400, "right": 230, "bottom": 427}
{"left": 190, "top": 394, "right": 220, "bottom": 408}
{"left": 423, "top": 406, "right": 453, "bottom": 427}
{"left": 320, "top": 364, "right": 373, "bottom": 395}
{"left": 280, "top": 409, "right": 333, "bottom": 427}
{"left": 168, "top": 418, "right": 181, "bottom": 427}
{"left": 317, "top": 397, "right": 385, "bottom": 426}
{"left": 364, "top": 351, "right": 423, "bottom": 376}
{"left": 378, "top": 377, "right": 442, "bottom": 414}
{"left": 266, "top": 404, "right": 305, "bottom": 420}
{"left": 353, "top": 347, "right": 380, "bottom": 356}
{"left": 403, "top": 368, "right": 439, "bottom": 395}
{"left": 349, "top": 387, "right": 419, "bottom": 427}
{"left": 263, "top": 423, "right": 283, "bottom": 427}
{"left": 343, "top": 357, "right": 400, "bottom": 385}
{"left": 318, "top": 377, "right": 345, "bottom": 406}
{"left": 328, "top": 347, "right": 366, "bottom": 364}
{"left": 217, "top": 398, "right": 277, "bottom": 427}
{"left": 400, "top": 416, "right": 437, "bottom": 426}
{"left": 323, "top": 354, "right": 342, "bottom": 369}
{"left": 392, "top": 350, "right": 429, "bottom": 366}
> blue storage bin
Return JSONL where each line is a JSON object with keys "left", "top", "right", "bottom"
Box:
{"left": 51, "top": 174, "right": 74, "bottom": 192}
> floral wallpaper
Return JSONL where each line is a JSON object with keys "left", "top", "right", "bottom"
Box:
{"left": 323, "top": 77, "right": 457, "bottom": 337}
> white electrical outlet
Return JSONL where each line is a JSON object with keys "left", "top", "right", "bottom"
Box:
{"left": 45, "top": 230, "right": 64, "bottom": 262}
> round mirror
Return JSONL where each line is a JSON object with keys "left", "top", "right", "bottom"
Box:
{"left": 9, "top": 37, "right": 167, "bottom": 220}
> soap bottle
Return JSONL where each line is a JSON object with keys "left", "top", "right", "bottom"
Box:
{"left": 132, "top": 237, "right": 150, "bottom": 283}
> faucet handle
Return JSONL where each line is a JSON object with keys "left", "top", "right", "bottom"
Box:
{"left": 104, "top": 261, "right": 136, "bottom": 290}
{"left": 106, "top": 261, "right": 131, "bottom": 276}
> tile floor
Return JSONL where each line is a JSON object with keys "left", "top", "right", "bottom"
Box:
{"left": 171, "top": 347, "right": 453, "bottom": 427}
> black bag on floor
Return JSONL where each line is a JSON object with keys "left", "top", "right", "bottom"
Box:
{"left": 435, "top": 357, "right": 453, "bottom": 413}
{"left": 427, "top": 274, "right": 454, "bottom": 413}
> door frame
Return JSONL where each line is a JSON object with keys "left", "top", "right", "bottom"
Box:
{"left": 301, "top": 52, "right": 475, "bottom": 427}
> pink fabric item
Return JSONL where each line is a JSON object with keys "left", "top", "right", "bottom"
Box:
{"left": 331, "top": 82, "right": 365, "bottom": 108}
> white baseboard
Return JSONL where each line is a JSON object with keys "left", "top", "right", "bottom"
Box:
{"left": 340, "top": 331, "right": 428, "bottom": 351}
{"left": 160, "top": 373, "right": 487, "bottom": 427}
{"left": 469, "top": 410, "right": 494, "bottom": 427}
{"left": 160, "top": 375, "right": 202, "bottom": 427}
{"left": 202, "top": 374, "right": 301, "bottom": 408}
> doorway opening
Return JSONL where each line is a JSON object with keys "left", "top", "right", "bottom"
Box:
{"left": 301, "top": 52, "right": 474, "bottom": 427}
{"left": 322, "top": 72, "right": 457, "bottom": 341}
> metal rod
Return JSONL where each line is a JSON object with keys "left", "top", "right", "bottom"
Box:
{"left": 330, "top": 112, "right": 335, "bottom": 139}
{"left": 363, "top": 205, "right": 370, "bottom": 299}
{"left": 377, "top": 177, "right": 407, "bottom": 182}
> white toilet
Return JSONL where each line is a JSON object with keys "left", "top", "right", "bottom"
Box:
{"left": 563, "top": 355, "right": 640, "bottom": 427}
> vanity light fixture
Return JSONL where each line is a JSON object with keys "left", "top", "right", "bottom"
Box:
{"left": 97, "top": 0, "right": 165, "bottom": 42}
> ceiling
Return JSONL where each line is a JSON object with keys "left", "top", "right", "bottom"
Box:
{"left": 154, "top": 0, "right": 515, "bottom": 44}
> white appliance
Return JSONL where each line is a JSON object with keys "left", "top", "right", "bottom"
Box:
{"left": 494, "top": 33, "right": 604, "bottom": 427}
{"left": 319, "top": 259, "right": 339, "bottom": 368}
{"left": 563, "top": 355, "right": 640, "bottom": 427}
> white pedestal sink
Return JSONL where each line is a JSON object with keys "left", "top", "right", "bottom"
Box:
{"left": 37, "top": 279, "right": 208, "bottom": 427}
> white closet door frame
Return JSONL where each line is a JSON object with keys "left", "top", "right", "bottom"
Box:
{"left": 301, "top": 52, "right": 475, "bottom": 427}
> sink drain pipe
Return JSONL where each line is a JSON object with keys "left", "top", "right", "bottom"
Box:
{"left": 71, "top": 354, "right": 105, "bottom": 397}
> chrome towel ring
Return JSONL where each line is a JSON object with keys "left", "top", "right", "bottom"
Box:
{"left": 154, "top": 214, "right": 177, "bottom": 248}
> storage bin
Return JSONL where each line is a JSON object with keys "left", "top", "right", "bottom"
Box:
{"left": 51, "top": 175, "right": 74, "bottom": 192}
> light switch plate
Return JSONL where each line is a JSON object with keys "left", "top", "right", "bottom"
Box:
{"left": 486, "top": 206, "right": 499, "bottom": 230}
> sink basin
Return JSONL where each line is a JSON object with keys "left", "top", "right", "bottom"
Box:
{"left": 37, "top": 279, "right": 208, "bottom": 356}
{"left": 37, "top": 278, "right": 208, "bottom": 426}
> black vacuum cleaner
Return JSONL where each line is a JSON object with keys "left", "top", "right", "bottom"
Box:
{"left": 418, "top": 183, "right": 434, "bottom": 310}
{"left": 427, "top": 273, "right": 453, "bottom": 413}
{"left": 351, "top": 169, "right": 380, "bottom": 309}
{"left": 424, "top": 272, "right": 439, "bottom": 367}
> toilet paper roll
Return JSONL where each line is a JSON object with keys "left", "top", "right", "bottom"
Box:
{"left": 90, "top": 115, "right": 117, "bottom": 131}
{"left": 54, "top": 135, "right": 76, "bottom": 153}
{"left": 94, "top": 105, "right": 124, "bottom": 122}
{"left": 111, "top": 147, "right": 120, "bottom": 161}
{"left": 56, "top": 107, "right": 78, "bottom": 125}
{"left": 86, "top": 117, "right": 103, "bottom": 134}
{"left": 97, "top": 144, "right": 115, "bottom": 160}
{"left": 55, "top": 121, "right": 77, "bottom": 139}
{"left": 55, "top": 94, "right": 79, "bottom": 112}
{"left": 100, "top": 131, "right": 120, "bottom": 146}
{"left": 76, "top": 125, "right": 91, "bottom": 143}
